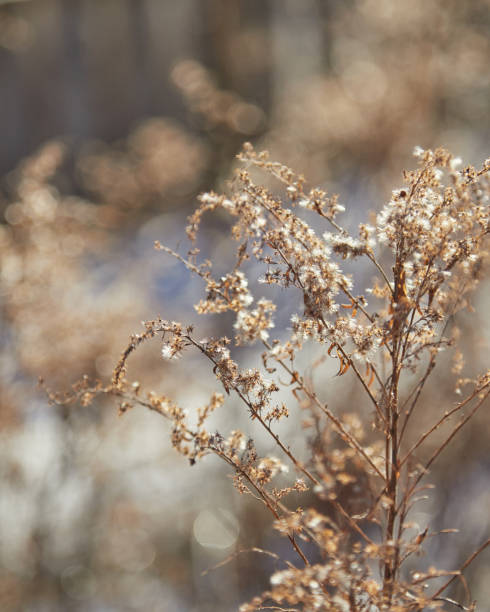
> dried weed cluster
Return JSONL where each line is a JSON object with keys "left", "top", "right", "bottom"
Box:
{"left": 54, "top": 145, "right": 489, "bottom": 611}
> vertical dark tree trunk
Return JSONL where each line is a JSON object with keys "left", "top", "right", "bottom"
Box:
{"left": 128, "top": 0, "right": 150, "bottom": 117}
{"left": 60, "top": 0, "right": 89, "bottom": 138}
{"left": 0, "top": 46, "right": 24, "bottom": 177}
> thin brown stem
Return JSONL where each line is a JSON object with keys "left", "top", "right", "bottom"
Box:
{"left": 215, "top": 449, "right": 310, "bottom": 567}
{"left": 400, "top": 382, "right": 489, "bottom": 468}
{"left": 265, "top": 343, "right": 385, "bottom": 481}
{"left": 398, "top": 387, "right": 489, "bottom": 515}
{"left": 432, "top": 539, "right": 490, "bottom": 602}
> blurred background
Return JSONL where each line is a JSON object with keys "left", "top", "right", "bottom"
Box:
{"left": 0, "top": 1, "right": 489, "bottom": 610}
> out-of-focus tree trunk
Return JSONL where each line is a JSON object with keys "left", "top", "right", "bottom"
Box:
{"left": 60, "top": 0, "right": 89, "bottom": 138}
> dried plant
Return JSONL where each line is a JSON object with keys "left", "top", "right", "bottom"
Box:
{"left": 51, "top": 144, "right": 489, "bottom": 611}
{"left": 77, "top": 117, "right": 209, "bottom": 212}
{"left": 171, "top": 59, "right": 265, "bottom": 137}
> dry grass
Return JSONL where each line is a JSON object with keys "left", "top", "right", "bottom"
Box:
{"left": 48, "top": 144, "right": 490, "bottom": 611}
